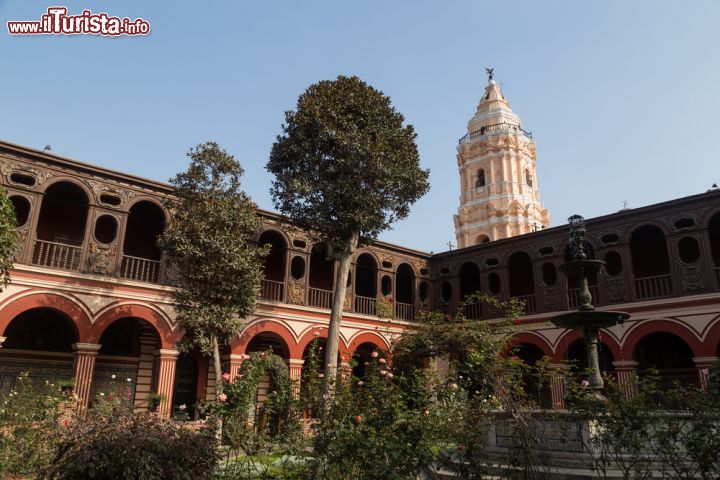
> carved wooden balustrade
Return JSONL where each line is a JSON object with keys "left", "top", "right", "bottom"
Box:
{"left": 120, "top": 255, "right": 161, "bottom": 283}
{"left": 634, "top": 274, "right": 673, "bottom": 300}
{"left": 31, "top": 240, "right": 82, "bottom": 271}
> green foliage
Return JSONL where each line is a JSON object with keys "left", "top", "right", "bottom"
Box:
{"left": 159, "top": 142, "right": 267, "bottom": 381}
{"left": 0, "top": 185, "right": 18, "bottom": 291}
{"left": 568, "top": 364, "right": 720, "bottom": 479}
{"left": 45, "top": 399, "right": 218, "bottom": 480}
{"left": 306, "top": 353, "right": 444, "bottom": 480}
{"left": 213, "top": 351, "right": 299, "bottom": 456}
{"left": 0, "top": 373, "right": 69, "bottom": 476}
{"left": 267, "top": 75, "right": 430, "bottom": 248}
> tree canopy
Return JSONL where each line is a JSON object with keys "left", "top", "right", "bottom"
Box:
{"left": 267, "top": 75, "right": 430, "bottom": 248}
{"left": 159, "top": 142, "right": 267, "bottom": 392}
{"left": 267, "top": 75, "right": 430, "bottom": 395}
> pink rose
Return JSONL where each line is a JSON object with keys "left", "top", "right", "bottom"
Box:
{"left": 357, "top": 380, "right": 364, "bottom": 386}
{"left": 379, "top": 358, "right": 387, "bottom": 364}
{"left": 449, "top": 383, "right": 458, "bottom": 391}
{"left": 222, "top": 372, "right": 231, "bottom": 382}
{"left": 218, "top": 393, "right": 228, "bottom": 402}
{"left": 371, "top": 351, "right": 379, "bottom": 358}
{"left": 581, "top": 380, "right": 590, "bottom": 387}
{"left": 318, "top": 373, "right": 325, "bottom": 378}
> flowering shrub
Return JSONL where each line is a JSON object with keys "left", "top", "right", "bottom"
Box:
{"left": 0, "top": 373, "right": 70, "bottom": 477}
{"left": 212, "top": 351, "right": 299, "bottom": 456}
{"left": 45, "top": 396, "right": 218, "bottom": 479}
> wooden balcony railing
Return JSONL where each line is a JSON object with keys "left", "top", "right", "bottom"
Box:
{"left": 634, "top": 274, "right": 673, "bottom": 300}
{"left": 32, "top": 240, "right": 81, "bottom": 271}
{"left": 120, "top": 255, "right": 161, "bottom": 283}
{"left": 516, "top": 294, "right": 537, "bottom": 315}
{"left": 260, "top": 279, "right": 284, "bottom": 302}
{"left": 354, "top": 295, "right": 377, "bottom": 316}
{"left": 462, "top": 301, "right": 483, "bottom": 320}
{"left": 308, "top": 287, "right": 333, "bottom": 309}
{"left": 567, "top": 286, "right": 600, "bottom": 309}
{"left": 394, "top": 302, "right": 415, "bottom": 321}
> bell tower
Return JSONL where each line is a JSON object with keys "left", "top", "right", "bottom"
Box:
{"left": 453, "top": 70, "right": 549, "bottom": 248}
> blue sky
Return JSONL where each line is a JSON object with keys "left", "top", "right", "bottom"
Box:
{"left": 2, "top": 1, "right": 719, "bottom": 253}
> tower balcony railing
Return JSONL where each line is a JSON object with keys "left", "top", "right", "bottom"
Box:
{"left": 458, "top": 122, "right": 533, "bottom": 144}
{"left": 394, "top": 302, "right": 415, "bottom": 321}
{"left": 354, "top": 295, "right": 377, "bottom": 316}
{"left": 32, "top": 240, "right": 82, "bottom": 272}
{"left": 260, "top": 279, "right": 284, "bottom": 302}
{"left": 634, "top": 274, "right": 673, "bottom": 300}
{"left": 566, "top": 286, "right": 600, "bottom": 309}
{"left": 120, "top": 255, "right": 162, "bottom": 283}
{"left": 308, "top": 287, "right": 333, "bottom": 310}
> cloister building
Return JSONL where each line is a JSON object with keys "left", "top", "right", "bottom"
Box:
{"left": 1, "top": 78, "right": 719, "bottom": 416}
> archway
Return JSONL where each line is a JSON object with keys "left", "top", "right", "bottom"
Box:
{"left": 635, "top": 332, "right": 695, "bottom": 388}
{"left": 121, "top": 201, "right": 165, "bottom": 282}
{"left": 708, "top": 212, "right": 720, "bottom": 289}
{"left": 259, "top": 230, "right": 287, "bottom": 301}
{"left": 308, "top": 244, "right": 334, "bottom": 309}
{"left": 33, "top": 181, "right": 89, "bottom": 270}
{"left": 395, "top": 263, "right": 415, "bottom": 320}
{"left": 630, "top": 225, "right": 672, "bottom": 299}
{"left": 352, "top": 342, "right": 385, "bottom": 379}
{"left": 95, "top": 317, "right": 161, "bottom": 408}
{"left": 354, "top": 253, "right": 377, "bottom": 315}
{"left": 512, "top": 342, "right": 551, "bottom": 408}
{"left": 459, "top": 262, "right": 482, "bottom": 319}
{"left": 1, "top": 308, "right": 77, "bottom": 392}
{"left": 508, "top": 252, "right": 536, "bottom": 313}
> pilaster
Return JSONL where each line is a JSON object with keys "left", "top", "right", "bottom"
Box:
{"left": 72, "top": 342, "right": 101, "bottom": 408}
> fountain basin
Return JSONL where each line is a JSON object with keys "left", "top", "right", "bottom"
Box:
{"left": 551, "top": 310, "right": 630, "bottom": 331}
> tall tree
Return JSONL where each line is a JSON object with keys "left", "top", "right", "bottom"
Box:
{"left": 267, "top": 75, "right": 430, "bottom": 395}
{"left": 0, "top": 187, "right": 18, "bottom": 292}
{"left": 160, "top": 142, "right": 267, "bottom": 397}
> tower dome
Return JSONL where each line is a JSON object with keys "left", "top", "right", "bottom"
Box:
{"left": 453, "top": 71, "right": 550, "bottom": 248}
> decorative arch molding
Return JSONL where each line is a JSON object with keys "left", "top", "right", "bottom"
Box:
{"left": 295, "top": 326, "right": 350, "bottom": 360}
{"left": 0, "top": 290, "right": 92, "bottom": 340}
{"left": 353, "top": 249, "right": 380, "bottom": 266}
{"left": 507, "top": 331, "right": 554, "bottom": 359}
{"left": 347, "top": 331, "right": 390, "bottom": 353}
{"left": 622, "top": 319, "right": 704, "bottom": 359}
{"left": 255, "top": 227, "right": 291, "bottom": 247}
{"left": 698, "top": 314, "right": 720, "bottom": 356}
{"left": 125, "top": 196, "right": 169, "bottom": 220}
{"left": 554, "top": 329, "right": 623, "bottom": 363}
{"left": 628, "top": 220, "right": 671, "bottom": 238}
{"left": 90, "top": 302, "right": 179, "bottom": 348}
{"left": 39, "top": 177, "right": 94, "bottom": 205}
{"left": 700, "top": 206, "right": 720, "bottom": 228}
{"left": 232, "top": 318, "right": 297, "bottom": 357}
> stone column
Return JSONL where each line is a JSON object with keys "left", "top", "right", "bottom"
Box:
{"left": 155, "top": 349, "right": 179, "bottom": 418}
{"left": 693, "top": 357, "right": 718, "bottom": 391}
{"left": 72, "top": 343, "right": 101, "bottom": 408}
{"left": 287, "top": 359, "right": 304, "bottom": 398}
{"left": 547, "top": 364, "right": 567, "bottom": 409}
{"left": 613, "top": 360, "right": 639, "bottom": 398}
{"left": 227, "top": 354, "right": 246, "bottom": 381}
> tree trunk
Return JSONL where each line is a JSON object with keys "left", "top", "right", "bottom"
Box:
{"left": 322, "top": 231, "right": 359, "bottom": 401}
{"left": 212, "top": 335, "right": 223, "bottom": 399}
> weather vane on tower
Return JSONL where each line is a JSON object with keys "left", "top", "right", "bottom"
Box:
{"left": 485, "top": 67, "right": 494, "bottom": 82}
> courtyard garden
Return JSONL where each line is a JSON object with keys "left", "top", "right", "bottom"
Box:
{"left": 1, "top": 295, "right": 719, "bottom": 480}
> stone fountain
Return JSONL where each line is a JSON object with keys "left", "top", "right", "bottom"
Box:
{"left": 551, "top": 215, "right": 630, "bottom": 397}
